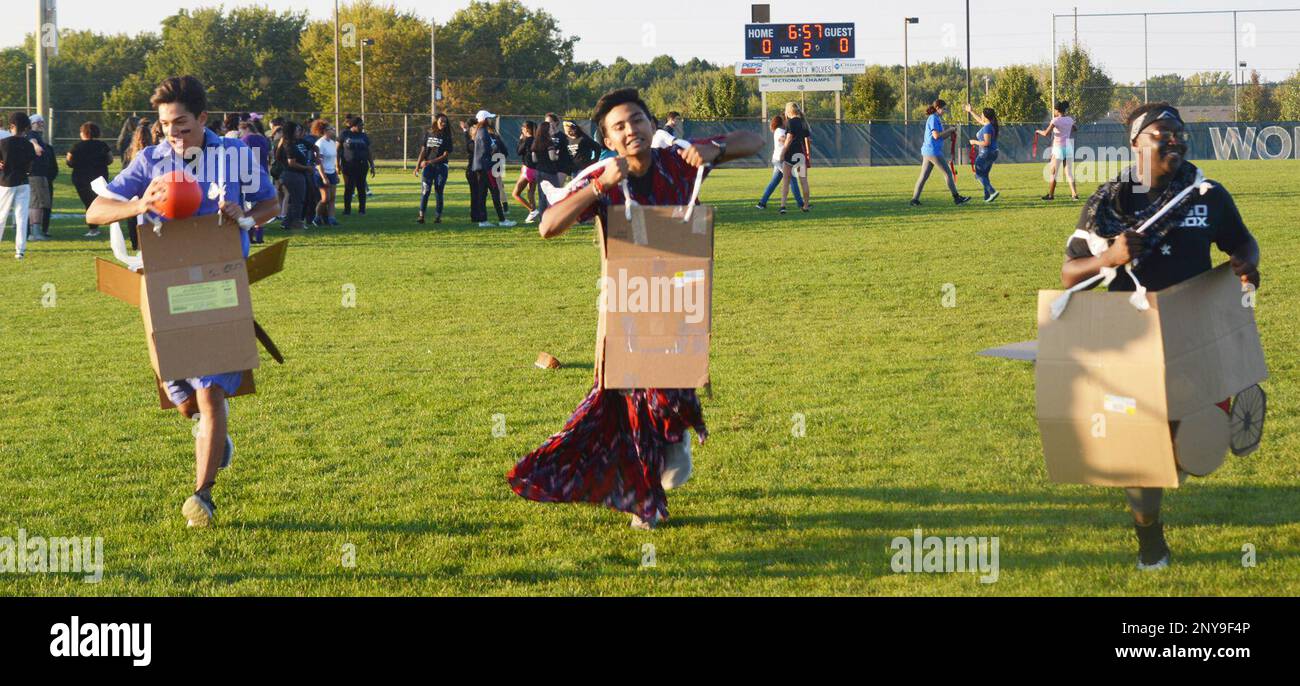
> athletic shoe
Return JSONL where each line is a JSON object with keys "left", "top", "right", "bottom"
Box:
{"left": 1041, "top": 194, "right": 1055, "bottom": 201}
{"left": 14, "top": 253, "right": 23, "bottom": 260}
{"left": 434, "top": 215, "right": 442, "bottom": 224}
{"left": 182, "top": 491, "right": 217, "bottom": 528}
{"left": 417, "top": 213, "right": 425, "bottom": 224}
{"left": 909, "top": 199, "right": 921, "bottom": 207}
{"left": 358, "top": 210, "right": 366, "bottom": 215}
{"left": 986, "top": 191, "right": 1000, "bottom": 203}
{"left": 478, "top": 221, "right": 495, "bottom": 228}
{"left": 1135, "top": 521, "right": 1171, "bottom": 571}
{"left": 801, "top": 205, "right": 811, "bottom": 213}
{"left": 779, "top": 207, "right": 787, "bottom": 215}
{"left": 525, "top": 210, "right": 540, "bottom": 223}
{"left": 327, "top": 217, "right": 339, "bottom": 227}
{"left": 955, "top": 196, "right": 973, "bottom": 206}
{"left": 366, "top": 189, "right": 374, "bottom": 197}
{"left": 630, "top": 514, "right": 657, "bottom": 531}
{"left": 28, "top": 232, "right": 47, "bottom": 241}
{"left": 498, "top": 220, "right": 518, "bottom": 228}
{"left": 755, "top": 203, "right": 767, "bottom": 210}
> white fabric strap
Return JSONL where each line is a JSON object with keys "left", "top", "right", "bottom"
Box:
{"left": 91, "top": 176, "right": 144, "bottom": 272}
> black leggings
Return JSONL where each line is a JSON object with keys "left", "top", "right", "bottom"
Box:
{"left": 74, "top": 178, "right": 99, "bottom": 228}
{"left": 343, "top": 164, "right": 368, "bottom": 213}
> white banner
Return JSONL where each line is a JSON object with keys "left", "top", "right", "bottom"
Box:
{"left": 736, "top": 59, "right": 867, "bottom": 77}
{"left": 758, "top": 76, "right": 844, "bottom": 92}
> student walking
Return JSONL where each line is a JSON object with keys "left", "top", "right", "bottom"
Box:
{"left": 781, "top": 102, "right": 813, "bottom": 212}
{"left": 910, "top": 99, "right": 972, "bottom": 207}
{"left": 964, "top": 103, "right": 1001, "bottom": 203}
{"left": 65, "top": 122, "right": 115, "bottom": 237}
{"left": 415, "top": 114, "right": 452, "bottom": 224}
{"left": 0, "top": 112, "right": 37, "bottom": 259}
{"left": 26, "top": 114, "right": 56, "bottom": 241}
{"left": 756, "top": 114, "right": 803, "bottom": 211}
{"left": 1038, "top": 101, "right": 1079, "bottom": 201}
{"left": 514, "top": 120, "right": 538, "bottom": 222}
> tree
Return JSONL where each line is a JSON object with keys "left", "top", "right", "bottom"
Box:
{"left": 691, "top": 71, "right": 747, "bottom": 119}
{"left": 1050, "top": 44, "right": 1114, "bottom": 123}
{"left": 1238, "top": 70, "right": 1279, "bottom": 121}
{"left": 1278, "top": 68, "right": 1300, "bottom": 121}
{"left": 982, "top": 65, "right": 1047, "bottom": 123}
{"left": 431, "top": 0, "right": 577, "bottom": 114}
{"left": 1145, "top": 73, "right": 1185, "bottom": 105}
{"left": 127, "top": 7, "right": 312, "bottom": 113}
{"left": 845, "top": 67, "right": 898, "bottom": 121}
{"left": 0, "top": 47, "right": 28, "bottom": 107}
{"left": 1183, "top": 71, "right": 1232, "bottom": 107}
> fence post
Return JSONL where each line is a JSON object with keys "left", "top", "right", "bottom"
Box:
{"left": 403, "top": 114, "right": 409, "bottom": 170}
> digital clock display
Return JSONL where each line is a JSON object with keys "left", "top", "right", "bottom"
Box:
{"left": 744, "top": 23, "right": 856, "bottom": 60}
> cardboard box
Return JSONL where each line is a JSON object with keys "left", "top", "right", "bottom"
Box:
{"left": 595, "top": 205, "right": 713, "bottom": 390}
{"left": 96, "top": 218, "right": 288, "bottom": 408}
{"left": 984, "top": 264, "right": 1266, "bottom": 487}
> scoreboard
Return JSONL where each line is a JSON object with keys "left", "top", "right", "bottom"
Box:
{"left": 744, "top": 23, "right": 856, "bottom": 60}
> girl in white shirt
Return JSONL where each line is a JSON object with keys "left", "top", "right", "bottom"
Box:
{"left": 756, "top": 114, "right": 803, "bottom": 212}
{"left": 314, "top": 121, "right": 340, "bottom": 226}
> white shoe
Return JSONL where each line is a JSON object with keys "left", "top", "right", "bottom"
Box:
{"left": 630, "top": 514, "right": 657, "bottom": 530}
{"left": 84, "top": 229, "right": 102, "bottom": 237}
{"left": 28, "top": 233, "right": 47, "bottom": 241}
{"left": 14, "top": 253, "right": 24, "bottom": 260}
{"left": 985, "top": 191, "right": 1000, "bottom": 203}
{"left": 478, "top": 221, "right": 495, "bottom": 228}
{"left": 498, "top": 220, "right": 517, "bottom": 228}
{"left": 661, "top": 433, "right": 694, "bottom": 491}
{"left": 525, "top": 210, "right": 540, "bottom": 223}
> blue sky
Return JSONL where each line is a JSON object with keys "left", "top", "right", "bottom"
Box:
{"left": 6, "top": 0, "right": 1299, "bottom": 82}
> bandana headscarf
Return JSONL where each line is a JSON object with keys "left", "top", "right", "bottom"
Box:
{"left": 1081, "top": 160, "right": 1202, "bottom": 267}
{"left": 1128, "top": 105, "right": 1182, "bottom": 143}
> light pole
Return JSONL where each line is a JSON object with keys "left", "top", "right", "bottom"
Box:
{"left": 904, "top": 17, "right": 918, "bottom": 124}
{"left": 358, "top": 38, "right": 375, "bottom": 119}
{"left": 430, "top": 20, "right": 437, "bottom": 118}
{"left": 26, "top": 63, "right": 33, "bottom": 112}
{"left": 333, "top": 0, "right": 340, "bottom": 129}
{"left": 1238, "top": 61, "right": 1248, "bottom": 120}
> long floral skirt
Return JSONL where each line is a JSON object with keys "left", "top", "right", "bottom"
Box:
{"left": 508, "top": 384, "right": 707, "bottom": 523}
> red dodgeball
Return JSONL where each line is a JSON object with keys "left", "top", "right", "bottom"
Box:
{"left": 153, "top": 171, "right": 203, "bottom": 220}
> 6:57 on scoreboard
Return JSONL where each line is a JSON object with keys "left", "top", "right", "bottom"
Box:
{"left": 744, "top": 23, "right": 856, "bottom": 60}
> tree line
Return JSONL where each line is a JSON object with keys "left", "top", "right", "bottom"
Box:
{"left": 1, "top": 0, "right": 1297, "bottom": 123}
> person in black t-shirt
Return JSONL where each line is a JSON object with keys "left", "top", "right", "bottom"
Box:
{"left": 1061, "top": 103, "right": 1261, "bottom": 572}
{"left": 780, "top": 102, "right": 812, "bottom": 212}
{"left": 544, "top": 113, "right": 574, "bottom": 183}
{"left": 0, "top": 112, "right": 37, "bottom": 259}
{"left": 65, "top": 121, "right": 115, "bottom": 237}
{"left": 563, "top": 121, "right": 603, "bottom": 171}
{"left": 340, "top": 117, "right": 374, "bottom": 215}
{"left": 513, "top": 120, "right": 538, "bottom": 222}
{"left": 415, "top": 113, "right": 452, "bottom": 224}
{"left": 274, "top": 121, "right": 312, "bottom": 230}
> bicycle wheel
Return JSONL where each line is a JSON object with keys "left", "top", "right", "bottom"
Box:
{"left": 1230, "top": 385, "right": 1266, "bottom": 457}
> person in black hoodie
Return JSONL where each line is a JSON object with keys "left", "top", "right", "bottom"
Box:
{"left": 340, "top": 117, "right": 374, "bottom": 215}
{"left": 468, "top": 111, "right": 514, "bottom": 227}
{"left": 563, "top": 121, "right": 603, "bottom": 170}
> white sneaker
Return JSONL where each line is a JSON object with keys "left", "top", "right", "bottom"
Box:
{"left": 661, "top": 433, "right": 694, "bottom": 491}
{"left": 985, "top": 191, "right": 1000, "bottom": 203}
{"left": 525, "top": 210, "right": 540, "bottom": 223}
{"left": 84, "top": 229, "right": 102, "bottom": 237}
{"left": 14, "top": 253, "right": 23, "bottom": 260}
{"left": 478, "top": 221, "right": 496, "bottom": 228}
{"left": 630, "top": 514, "right": 657, "bottom": 530}
{"left": 498, "top": 220, "right": 517, "bottom": 228}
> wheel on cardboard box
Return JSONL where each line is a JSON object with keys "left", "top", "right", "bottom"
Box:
{"left": 1230, "top": 384, "right": 1266, "bottom": 457}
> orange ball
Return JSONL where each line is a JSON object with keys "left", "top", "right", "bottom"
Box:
{"left": 153, "top": 171, "right": 203, "bottom": 220}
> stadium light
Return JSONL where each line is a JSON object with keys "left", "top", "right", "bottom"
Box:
{"left": 904, "top": 18, "right": 919, "bottom": 125}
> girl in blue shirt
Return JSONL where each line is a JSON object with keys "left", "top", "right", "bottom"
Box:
{"left": 965, "top": 103, "right": 1001, "bottom": 202}
{"left": 910, "top": 99, "right": 971, "bottom": 206}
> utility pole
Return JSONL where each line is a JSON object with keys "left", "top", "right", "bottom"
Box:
{"left": 904, "top": 17, "right": 918, "bottom": 124}
{"left": 436, "top": 19, "right": 441, "bottom": 119}
{"left": 1073, "top": 6, "right": 1078, "bottom": 46}
{"left": 965, "top": 0, "right": 972, "bottom": 124}
{"left": 1050, "top": 14, "right": 1057, "bottom": 111}
{"left": 1143, "top": 13, "right": 1149, "bottom": 103}
{"left": 34, "top": 0, "right": 51, "bottom": 122}
{"left": 26, "top": 64, "right": 33, "bottom": 112}
{"left": 359, "top": 38, "right": 374, "bottom": 120}
{"left": 333, "top": 0, "right": 340, "bottom": 127}
{"left": 1233, "top": 11, "right": 1239, "bottom": 121}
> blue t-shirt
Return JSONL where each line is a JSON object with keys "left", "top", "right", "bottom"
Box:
{"left": 106, "top": 128, "right": 276, "bottom": 258}
{"left": 922, "top": 113, "right": 945, "bottom": 157}
{"left": 976, "top": 123, "right": 998, "bottom": 153}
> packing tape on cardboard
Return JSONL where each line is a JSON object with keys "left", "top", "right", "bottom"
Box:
{"left": 630, "top": 205, "right": 648, "bottom": 245}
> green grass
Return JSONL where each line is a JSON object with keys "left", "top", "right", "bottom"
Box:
{"left": 1, "top": 159, "right": 1297, "bottom": 596}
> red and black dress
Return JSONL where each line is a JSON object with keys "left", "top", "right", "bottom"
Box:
{"left": 508, "top": 144, "right": 713, "bottom": 525}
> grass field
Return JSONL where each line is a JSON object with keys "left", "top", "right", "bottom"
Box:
{"left": 1, "top": 158, "right": 1296, "bottom": 596}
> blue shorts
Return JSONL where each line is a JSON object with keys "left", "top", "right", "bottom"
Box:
{"left": 165, "top": 372, "right": 243, "bottom": 406}
{"left": 323, "top": 172, "right": 339, "bottom": 186}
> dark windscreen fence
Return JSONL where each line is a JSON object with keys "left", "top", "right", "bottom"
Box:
{"left": 43, "top": 110, "right": 1300, "bottom": 167}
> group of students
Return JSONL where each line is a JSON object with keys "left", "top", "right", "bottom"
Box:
{"left": 7, "top": 72, "right": 1265, "bottom": 571}
{"left": 414, "top": 108, "right": 661, "bottom": 228}
{"left": 0, "top": 112, "right": 59, "bottom": 258}
{"left": 264, "top": 113, "right": 375, "bottom": 233}
{"left": 911, "top": 98, "right": 1080, "bottom": 206}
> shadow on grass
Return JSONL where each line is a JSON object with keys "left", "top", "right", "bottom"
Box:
{"left": 237, "top": 517, "right": 515, "bottom": 537}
